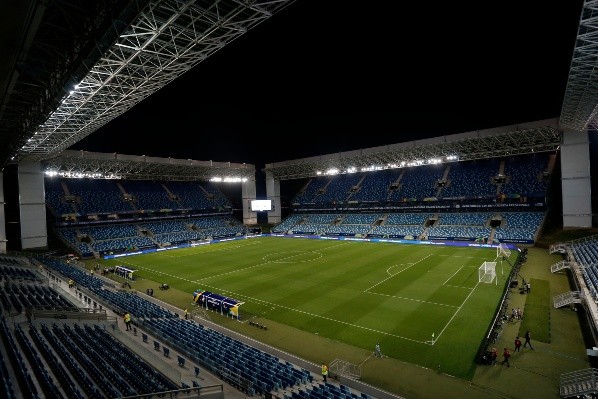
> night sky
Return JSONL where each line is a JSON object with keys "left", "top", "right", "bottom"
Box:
{"left": 72, "top": 1, "right": 584, "bottom": 170}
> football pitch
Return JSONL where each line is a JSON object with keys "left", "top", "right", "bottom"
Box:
{"left": 104, "top": 236, "right": 515, "bottom": 380}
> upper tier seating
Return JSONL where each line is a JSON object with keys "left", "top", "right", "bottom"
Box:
{"left": 315, "top": 174, "right": 363, "bottom": 204}
{"left": 201, "top": 182, "right": 234, "bottom": 209}
{"left": 349, "top": 169, "right": 402, "bottom": 203}
{"left": 290, "top": 154, "right": 551, "bottom": 206}
{"left": 292, "top": 178, "right": 332, "bottom": 204}
{"left": 441, "top": 159, "right": 499, "bottom": 199}
{"left": 392, "top": 166, "right": 445, "bottom": 200}
{"left": 166, "top": 181, "right": 214, "bottom": 210}
{"left": 121, "top": 180, "right": 175, "bottom": 211}
{"left": 502, "top": 153, "right": 549, "bottom": 197}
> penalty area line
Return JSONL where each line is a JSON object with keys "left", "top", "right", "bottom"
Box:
{"left": 431, "top": 281, "right": 481, "bottom": 344}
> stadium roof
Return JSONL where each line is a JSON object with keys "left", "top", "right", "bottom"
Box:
{"left": 0, "top": 0, "right": 297, "bottom": 171}
{"left": 560, "top": 0, "right": 598, "bottom": 131}
{"left": 0, "top": 1, "right": 593, "bottom": 180}
{"left": 264, "top": 119, "right": 561, "bottom": 180}
{"left": 42, "top": 149, "right": 255, "bottom": 181}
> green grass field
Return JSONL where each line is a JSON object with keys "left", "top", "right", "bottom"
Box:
{"left": 99, "top": 237, "right": 515, "bottom": 380}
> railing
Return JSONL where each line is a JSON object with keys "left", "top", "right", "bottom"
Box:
{"left": 549, "top": 243, "right": 569, "bottom": 254}
{"left": 569, "top": 234, "right": 598, "bottom": 245}
{"left": 560, "top": 368, "right": 598, "bottom": 398}
{"left": 553, "top": 291, "right": 582, "bottom": 308}
{"left": 30, "top": 305, "right": 117, "bottom": 322}
{"left": 118, "top": 384, "right": 224, "bottom": 399}
{"left": 550, "top": 260, "right": 574, "bottom": 273}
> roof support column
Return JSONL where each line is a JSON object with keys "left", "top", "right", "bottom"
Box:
{"left": 18, "top": 161, "right": 48, "bottom": 249}
{"left": 242, "top": 178, "right": 257, "bottom": 225}
{"left": 266, "top": 171, "right": 281, "bottom": 225}
{"left": 560, "top": 129, "right": 592, "bottom": 228}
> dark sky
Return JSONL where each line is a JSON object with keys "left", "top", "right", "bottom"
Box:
{"left": 72, "top": 1, "right": 584, "bottom": 170}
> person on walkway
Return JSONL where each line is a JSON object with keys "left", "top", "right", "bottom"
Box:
{"left": 490, "top": 347, "right": 498, "bottom": 365}
{"left": 375, "top": 342, "right": 382, "bottom": 357}
{"left": 184, "top": 307, "right": 189, "bottom": 320}
{"left": 514, "top": 336, "right": 522, "bottom": 352}
{"left": 321, "top": 363, "right": 328, "bottom": 382}
{"left": 124, "top": 312, "right": 132, "bottom": 331}
{"left": 524, "top": 330, "right": 534, "bottom": 349}
{"left": 501, "top": 347, "right": 511, "bottom": 367}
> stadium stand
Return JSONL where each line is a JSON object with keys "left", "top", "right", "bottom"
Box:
{"left": 274, "top": 153, "right": 549, "bottom": 245}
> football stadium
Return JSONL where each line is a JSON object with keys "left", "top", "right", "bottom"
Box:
{"left": 0, "top": 2, "right": 597, "bottom": 399}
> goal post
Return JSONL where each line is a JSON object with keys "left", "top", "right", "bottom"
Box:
{"left": 497, "top": 243, "right": 511, "bottom": 259}
{"left": 478, "top": 261, "right": 497, "bottom": 284}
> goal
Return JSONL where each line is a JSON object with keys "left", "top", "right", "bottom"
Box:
{"left": 478, "top": 261, "right": 497, "bottom": 284}
{"left": 496, "top": 243, "right": 511, "bottom": 259}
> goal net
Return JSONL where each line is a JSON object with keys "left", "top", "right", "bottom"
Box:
{"left": 478, "top": 261, "right": 497, "bottom": 284}
{"left": 496, "top": 243, "right": 511, "bottom": 259}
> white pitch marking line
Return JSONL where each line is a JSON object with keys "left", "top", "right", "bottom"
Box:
{"left": 116, "top": 243, "right": 343, "bottom": 282}
{"left": 444, "top": 284, "right": 473, "bottom": 290}
{"left": 366, "top": 291, "right": 459, "bottom": 308}
{"left": 443, "top": 264, "right": 465, "bottom": 285}
{"left": 262, "top": 251, "right": 323, "bottom": 264}
{"left": 364, "top": 254, "right": 432, "bottom": 292}
{"left": 437, "top": 255, "right": 483, "bottom": 259}
{"left": 386, "top": 264, "right": 414, "bottom": 276}
{"left": 431, "top": 281, "right": 481, "bottom": 344}
{"left": 204, "top": 288, "right": 429, "bottom": 344}
{"left": 162, "top": 241, "right": 261, "bottom": 258}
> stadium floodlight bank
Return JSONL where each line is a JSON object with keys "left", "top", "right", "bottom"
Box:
{"left": 497, "top": 243, "right": 511, "bottom": 259}
{"left": 479, "top": 261, "right": 497, "bottom": 284}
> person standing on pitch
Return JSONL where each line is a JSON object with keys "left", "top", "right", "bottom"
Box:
{"left": 375, "top": 342, "right": 382, "bottom": 357}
